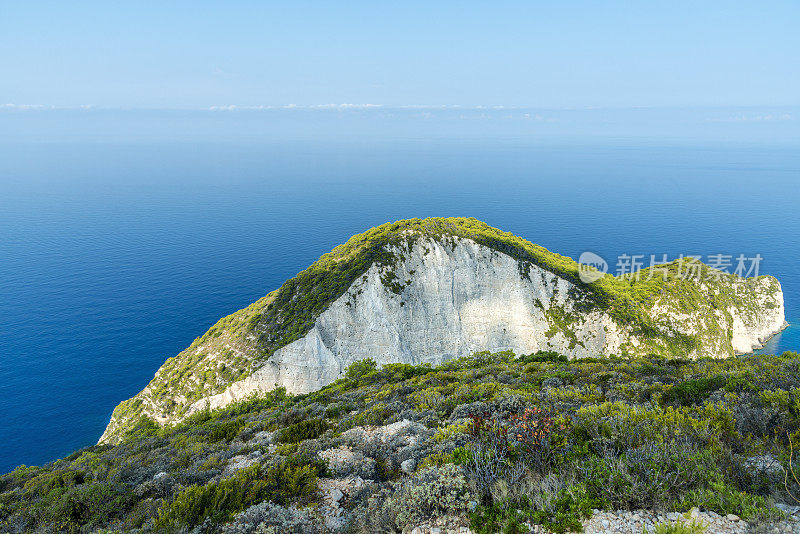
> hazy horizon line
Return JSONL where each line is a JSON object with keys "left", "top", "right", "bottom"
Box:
{"left": 2, "top": 103, "right": 799, "bottom": 113}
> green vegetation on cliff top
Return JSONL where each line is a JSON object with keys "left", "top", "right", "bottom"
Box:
{"left": 243, "top": 217, "right": 771, "bottom": 359}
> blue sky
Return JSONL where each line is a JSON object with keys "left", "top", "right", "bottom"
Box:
{"left": 1, "top": 1, "right": 798, "bottom": 109}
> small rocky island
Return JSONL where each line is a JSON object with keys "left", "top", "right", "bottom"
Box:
{"left": 2, "top": 218, "right": 797, "bottom": 534}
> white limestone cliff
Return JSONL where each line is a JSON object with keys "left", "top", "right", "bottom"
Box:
{"left": 728, "top": 277, "right": 787, "bottom": 353}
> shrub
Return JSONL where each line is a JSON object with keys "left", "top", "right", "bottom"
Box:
{"left": 518, "top": 351, "right": 568, "bottom": 364}
{"left": 274, "top": 407, "right": 305, "bottom": 428}
{"left": 732, "top": 395, "right": 783, "bottom": 438}
{"left": 580, "top": 440, "right": 706, "bottom": 510}
{"left": 527, "top": 483, "right": 594, "bottom": 534}
{"left": 663, "top": 376, "right": 726, "bottom": 406}
{"left": 374, "top": 457, "right": 401, "bottom": 481}
{"left": 575, "top": 402, "right": 737, "bottom": 455}
{"left": 23, "top": 469, "right": 86, "bottom": 497}
{"left": 345, "top": 358, "right": 378, "bottom": 380}
{"left": 155, "top": 460, "right": 321, "bottom": 530}
{"left": 382, "top": 464, "right": 474, "bottom": 529}
{"left": 210, "top": 418, "right": 246, "bottom": 442}
{"left": 469, "top": 503, "right": 530, "bottom": 534}
{"left": 675, "top": 476, "right": 779, "bottom": 520}
{"left": 509, "top": 407, "right": 572, "bottom": 473}
{"left": 528, "top": 473, "right": 597, "bottom": 532}
{"left": 276, "top": 418, "right": 328, "bottom": 444}
{"left": 379, "top": 362, "right": 434, "bottom": 383}
{"left": 120, "top": 416, "right": 161, "bottom": 442}
{"left": 464, "top": 407, "right": 576, "bottom": 503}
{"left": 654, "top": 520, "right": 707, "bottom": 534}
{"left": 433, "top": 421, "right": 470, "bottom": 443}
{"left": 464, "top": 415, "right": 512, "bottom": 502}
{"left": 470, "top": 477, "right": 593, "bottom": 534}
{"left": 27, "top": 482, "right": 136, "bottom": 532}
{"left": 221, "top": 501, "right": 319, "bottom": 534}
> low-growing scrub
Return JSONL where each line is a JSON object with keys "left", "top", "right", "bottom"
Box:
{"left": 275, "top": 418, "right": 329, "bottom": 444}
{"left": 383, "top": 464, "right": 474, "bottom": 528}
{"left": 654, "top": 520, "right": 707, "bottom": 534}
{"left": 155, "top": 457, "right": 323, "bottom": 531}
{"left": 3, "top": 350, "right": 800, "bottom": 533}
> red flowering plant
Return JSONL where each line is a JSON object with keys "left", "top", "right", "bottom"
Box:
{"left": 508, "top": 406, "right": 572, "bottom": 473}
{"left": 464, "top": 407, "right": 574, "bottom": 502}
{"left": 467, "top": 412, "right": 510, "bottom": 455}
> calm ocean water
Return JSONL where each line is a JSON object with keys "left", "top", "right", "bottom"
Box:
{"left": 1, "top": 110, "right": 799, "bottom": 473}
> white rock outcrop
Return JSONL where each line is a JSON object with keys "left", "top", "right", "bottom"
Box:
{"left": 728, "top": 277, "right": 787, "bottom": 353}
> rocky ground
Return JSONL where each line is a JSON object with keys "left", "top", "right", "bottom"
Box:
{"left": 268, "top": 420, "right": 800, "bottom": 534}
{"left": 404, "top": 508, "right": 800, "bottom": 534}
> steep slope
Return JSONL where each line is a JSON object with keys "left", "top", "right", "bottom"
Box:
{"left": 99, "top": 217, "right": 785, "bottom": 443}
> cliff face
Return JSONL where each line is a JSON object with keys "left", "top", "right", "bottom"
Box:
{"left": 99, "top": 219, "right": 785, "bottom": 443}
{"left": 728, "top": 277, "right": 786, "bottom": 353}
{"left": 183, "top": 237, "right": 626, "bottom": 417}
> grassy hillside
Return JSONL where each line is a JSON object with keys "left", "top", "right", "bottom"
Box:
{"left": 5, "top": 350, "right": 800, "bottom": 533}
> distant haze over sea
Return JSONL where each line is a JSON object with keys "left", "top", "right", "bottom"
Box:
{"left": 0, "top": 107, "right": 798, "bottom": 473}
{"left": 2, "top": 106, "right": 798, "bottom": 145}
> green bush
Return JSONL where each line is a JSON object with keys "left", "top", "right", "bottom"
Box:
{"left": 518, "top": 351, "right": 569, "bottom": 364}
{"left": 654, "top": 520, "right": 707, "bottom": 534}
{"left": 470, "top": 483, "right": 593, "bottom": 534}
{"left": 23, "top": 469, "right": 86, "bottom": 498}
{"left": 470, "top": 504, "right": 530, "bottom": 534}
{"left": 155, "top": 460, "right": 321, "bottom": 530}
{"left": 663, "top": 376, "right": 727, "bottom": 406}
{"left": 528, "top": 484, "right": 594, "bottom": 534}
{"left": 383, "top": 464, "right": 474, "bottom": 529}
{"left": 208, "top": 418, "right": 245, "bottom": 442}
{"left": 120, "top": 416, "right": 161, "bottom": 442}
{"left": 29, "top": 482, "right": 136, "bottom": 532}
{"left": 276, "top": 418, "right": 329, "bottom": 444}
{"left": 676, "top": 476, "right": 778, "bottom": 520}
{"left": 579, "top": 443, "right": 708, "bottom": 510}
{"left": 345, "top": 358, "right": 377, "bottom": 380}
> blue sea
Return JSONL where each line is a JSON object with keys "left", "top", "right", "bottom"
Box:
{"left": 1, "top": 108, "right": 799, "bottom": 473}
